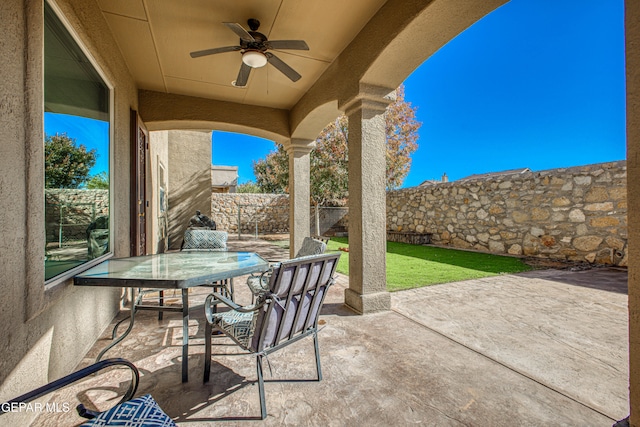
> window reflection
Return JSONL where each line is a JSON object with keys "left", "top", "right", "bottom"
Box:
{"left": 44, "top": 2, "right": 111, "bottom": 282}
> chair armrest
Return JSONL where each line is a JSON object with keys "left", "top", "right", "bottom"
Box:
{"left": 249, "top": 263, "right": 278, "bottom": 278}
{"left": 205, "top": 292, "right": 266, "bottom": 324}
{"left": 206, "top": 291, "right": 242, "bottom": 310}
{"left": 1, "top": 358, "right": 139, "bottom": 420}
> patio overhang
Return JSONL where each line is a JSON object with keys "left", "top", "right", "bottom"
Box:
{"left": 121, "top": 0, "right": 511, "bottom": 313}
{"left": 104, "top": 0, "right": 509, "bottom": 139}
{"left": 4, "top": 0, "right": 640, "bottom": 425}
{"left": 138, "top": 90, "right": 291, "bottom": 144}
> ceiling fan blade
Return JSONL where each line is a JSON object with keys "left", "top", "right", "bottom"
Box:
{"left": 266, "top": 40, "right": 309, "bottom": 51}
{"left": 234, "top": 62, "right": 251, "bottom": 87}
{"left": 223, "top": 22, "right": 255, "bottom": 42}
{"left": 265, "top": 52, "right": 302, "bottom": 82}
{"left": 190, "top": 45, "right": 241, "bottom": 58}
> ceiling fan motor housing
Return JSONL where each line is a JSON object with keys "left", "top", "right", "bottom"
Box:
{"left": 243, "top": 32, "right": 268, "bottom": 50}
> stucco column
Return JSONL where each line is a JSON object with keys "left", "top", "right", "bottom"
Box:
{"left": 284, "top": 139, "right": 315, "bottom": 257}
{"left": 341, "top": 86, "right": 394, "bottom": 314}
{"left": 627, "top": 0, "right": 640, "bottom": 425}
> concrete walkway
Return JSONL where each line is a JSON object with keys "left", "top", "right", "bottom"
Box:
{"left": 34, "top": 238, "right": 629, "bottom": 426}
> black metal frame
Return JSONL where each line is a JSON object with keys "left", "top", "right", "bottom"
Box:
{"left": 0, "top": 358, "right": 139, "bottom": 420}
{"left": 203, "top": 252, "right": 340, "bottom": 419}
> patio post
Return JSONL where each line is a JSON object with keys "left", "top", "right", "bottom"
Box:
{"left": 284, "top": 139, "right": 315, "bottom": 257}
{"left": 341, "top": 85, "right": 395, "bottom": 313}
{"left": 626, "top": 0, "right": 640, "bottom": 424}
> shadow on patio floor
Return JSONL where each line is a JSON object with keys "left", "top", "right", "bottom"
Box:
{"left": 34, "top": 237, "right": 628, "bottom": 426}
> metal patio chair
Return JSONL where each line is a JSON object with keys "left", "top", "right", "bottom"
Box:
{"left": 203, "top": 252, "right": 341, "bottom": 419}
{"left": 0, "top": 358, "right": 176, "bottom": 426}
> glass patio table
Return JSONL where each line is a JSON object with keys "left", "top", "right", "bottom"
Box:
{"left": 74, "top": 251, "right": 269, "bottom": 382}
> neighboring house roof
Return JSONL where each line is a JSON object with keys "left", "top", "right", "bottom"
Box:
{"left": 419, "top": 173, "right": 449, "bottom": 187}
{"left": 419, "top": 179, "right": 442, "bottom": 186}
{"left": 211, "top": 165, "right": 238, "bottom": 188}
{"left": 459, "top": 168, "right": 531, "bottom": 181}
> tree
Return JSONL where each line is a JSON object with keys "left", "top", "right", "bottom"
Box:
{"left": 385, "top": 85, "right": 420, "bottom": 190}
{"left": 253, "top": 146, "right": 289, "bottom": 194}
{"left": 253, "top": 84, "right": 420, "bottom": 204}
{"left": 85, "top": 171, "right": 109, "bottom": 189}
{"left": 236, "top": 181, "right": 263, "bottom": 193}
{"left": 45, "top": 133, "right": 97, "bottom": 188}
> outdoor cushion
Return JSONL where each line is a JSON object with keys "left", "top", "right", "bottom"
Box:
{"left": 209, "top": 309, "right": 258, "bottom": 350}
{"left": 295, "top": 237, "right": 326, "bottom": 257}
{"left": 80, "top": 394, "right": 176, "bottom": 427}
{"left": 181, "top": 229, "right": 227, "bottom": 251}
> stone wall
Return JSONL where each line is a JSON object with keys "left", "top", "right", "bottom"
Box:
{"left": 45, "top": 189, "right": 109, "bottom": 243}
{"left": 211, "top": 193, "right": 289, "bottom": 234}
{"left": 210, "top": 194, "right": 351, "bottom": 236}
{"left": 210, "top": 161, "right": 627, "bottom": 265}
{"left": 388, "top": 161, "right": 627, "bottom": 265}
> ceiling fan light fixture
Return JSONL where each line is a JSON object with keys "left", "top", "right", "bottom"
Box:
{"left": 242, "top": 50, "right": 267, "bottom": 68}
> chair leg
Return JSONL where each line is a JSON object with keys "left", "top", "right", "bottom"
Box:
{"left": 203, "top": 321, "right": 212, "bottom": 383}
{"left": 228, "top": 278, "right": 235, "bottom": 301}
{"left": 313, "top": 332, "right": 322, "bottom": 381}
{"left": 256, "top": 355, "right": 267, "bottom": 420}
{"left": 158, "top": 290, "right": 164, "bottom": 321}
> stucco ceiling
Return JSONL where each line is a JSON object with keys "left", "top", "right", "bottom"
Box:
{"left": 98, "top": 0, "right": 388, "bottom": 110}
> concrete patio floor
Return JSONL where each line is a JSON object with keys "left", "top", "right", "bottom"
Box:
{"left": 34, "top": 237, "right": 629, "bottom": 426}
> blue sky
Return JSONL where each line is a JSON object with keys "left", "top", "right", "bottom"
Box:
{"left": 212, "top": 0, "right": 626, "bottom": 188}
{"left": 45, "top": 112, "right": 110, "bottom": 176}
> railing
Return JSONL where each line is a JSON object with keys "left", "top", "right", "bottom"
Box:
{"left": 233, "top": 204, "right": 348, "bottom": 239}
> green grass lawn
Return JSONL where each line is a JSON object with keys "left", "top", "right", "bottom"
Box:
{"left": 325, "top": 237, "right": 532, "bottom": 292}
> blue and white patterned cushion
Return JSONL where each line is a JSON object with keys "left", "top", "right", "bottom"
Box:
{"left": 210, "top": 310, "right": 258, "bottom": 350}
{"left": 80, "top": 394, "right": 176, "bottom": 427}
{"left": 182, "top": 229, "right": 227, "bottom": 251}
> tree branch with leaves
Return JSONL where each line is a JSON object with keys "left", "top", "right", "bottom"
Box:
{"left": 45, "top": 133, "right": 97, "bottom": 189}
{"left": 252, "top": 84, "right": 420, "bottom": 205}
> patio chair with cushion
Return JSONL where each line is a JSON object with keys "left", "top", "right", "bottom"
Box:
{"left": 203, "top": 252, "right": 341, "bottom": 419}
{"left": 0, "top": 358, "right": 176, "bottom": 426}
{"left": 246, "top": 236, "right": 327, "bottom": 298}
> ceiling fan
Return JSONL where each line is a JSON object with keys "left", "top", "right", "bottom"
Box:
{"left": 190, "top": 18, "right": 309, "bottom": 87}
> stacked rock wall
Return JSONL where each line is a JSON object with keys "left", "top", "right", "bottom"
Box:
{"left": 387, "top": 161, "right": 627, "bottom": 265}
{"left": 211, "top": 193, "right": 289, "bottom": 234}
{"left": 45, "top": 189, "right": 109, "bottom": 242}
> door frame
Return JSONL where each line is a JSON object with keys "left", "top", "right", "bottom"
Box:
{"left": 130, "top": 109, "right": 149, "bottom": 256}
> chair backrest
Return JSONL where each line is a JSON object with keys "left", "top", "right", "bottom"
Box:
{"left": 295, "top": 236, "right": 327, "bottom": 258}
{"left": 250, "top": 252, "right": 340, "bottom": 353}
{"left": 181, "top": 229, "right": 228, "bottom": 251}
